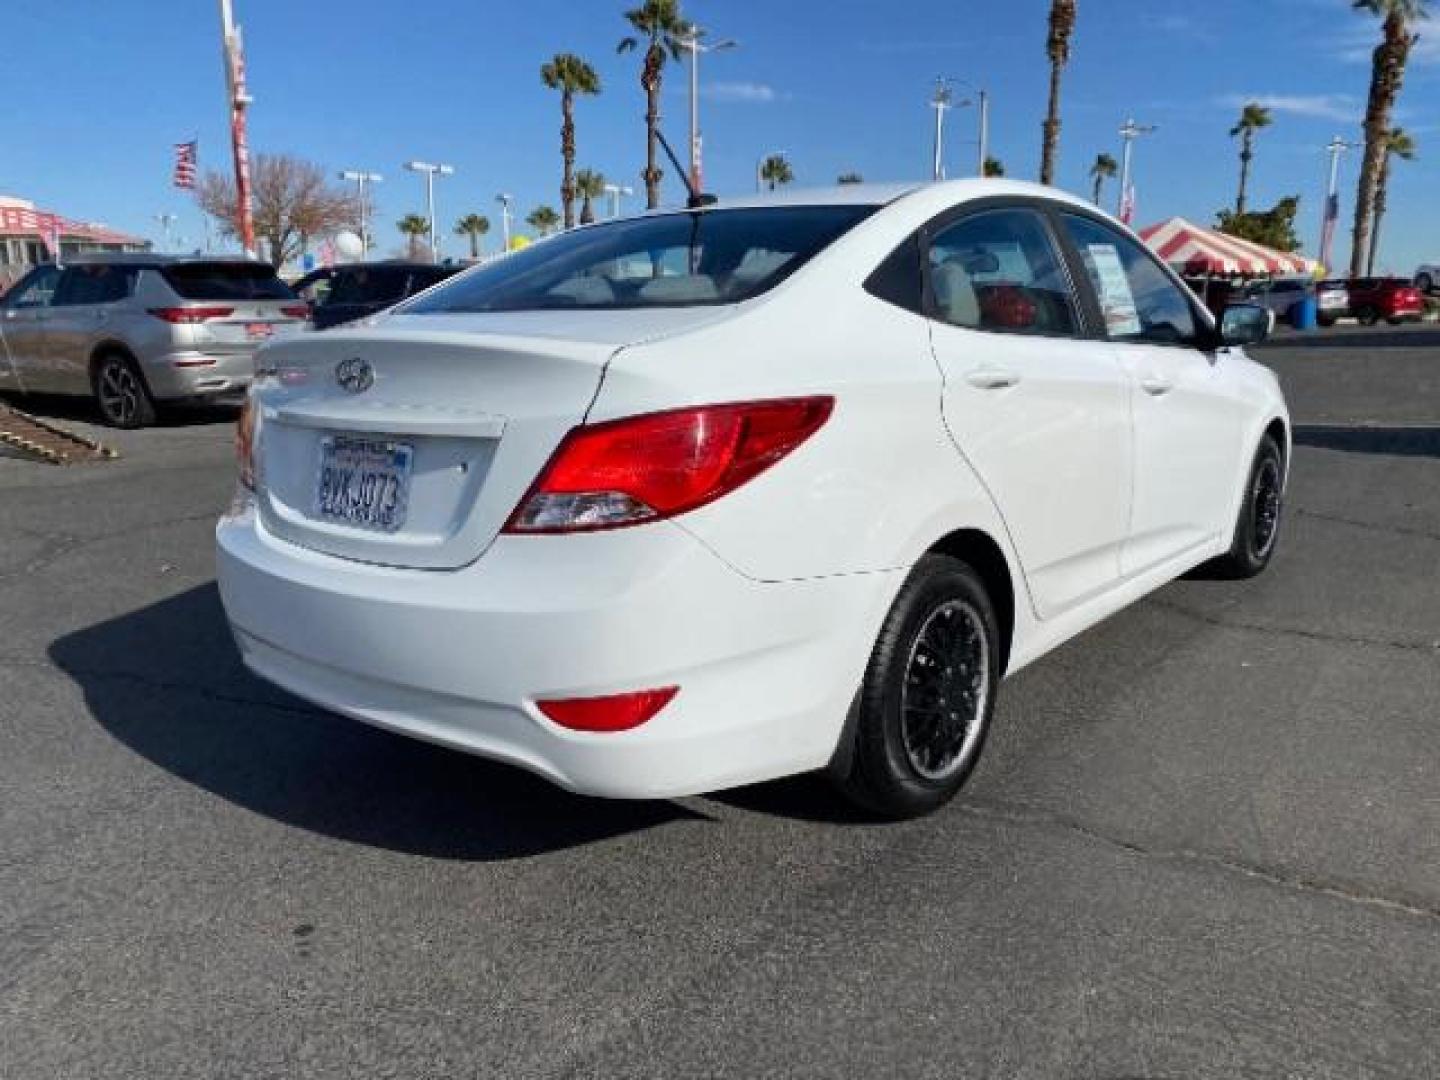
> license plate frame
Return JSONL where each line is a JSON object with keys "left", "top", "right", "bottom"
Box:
{"left": 245, "top": 321, "right": 275, "bottom": 340}
{"left": 314, "top": 435, "right": 414, "bottom": 533}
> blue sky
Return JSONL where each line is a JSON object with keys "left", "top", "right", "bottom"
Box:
{"left": 3, "top": 0, "right": 1436, "bottom": 271}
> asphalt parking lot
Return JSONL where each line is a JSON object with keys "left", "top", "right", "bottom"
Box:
{"left": 2, "top": 325, "right": 1437, "bottom": 1079}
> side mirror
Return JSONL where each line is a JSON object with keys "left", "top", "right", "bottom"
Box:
{"left": 1220, "top": 303, "right": 1270, "bottom": 347}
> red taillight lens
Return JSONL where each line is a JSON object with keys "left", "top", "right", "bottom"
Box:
{"left": 505, "top": 397, "right": 834, "bottom": 534}
{"left": 148, "top": 306, "right": 235, "bottom": 324}
{"left": 280, "top": 303, "right": 310, "bottom": 319}
{"left": 536, "top": 687, "right": 678, "bottom": 732}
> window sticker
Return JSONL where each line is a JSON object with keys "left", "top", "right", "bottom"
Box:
{"left": 1085, "top": 243, "right": 1142, "bottom": 337}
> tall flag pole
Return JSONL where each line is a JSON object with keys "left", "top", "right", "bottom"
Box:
{"left": 1319, "top": 136, "right": 1354, "bottom": 275}
{"left": 218, "top": 0, "right": 256, "bottom": 257}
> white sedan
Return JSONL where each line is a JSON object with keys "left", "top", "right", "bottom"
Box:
{"left": 218, "top": 180, "right": 1288, "bottom": 818}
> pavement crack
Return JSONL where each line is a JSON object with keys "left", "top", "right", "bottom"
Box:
{"left": 1295, "top": 506, "right": 1440, "bottom": 543}
{"left": 956, "top": 798, "right": 1440, "bottom": 924}
{"left": 1148, "top": 597, "right": 1439, "bottom": 654}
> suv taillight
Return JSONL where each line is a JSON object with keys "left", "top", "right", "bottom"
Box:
{"left": 280, "top": 303, "right": 310, "bottom": 319}
{"left": 149, "top": 306, "right": 234, "bottom": 324}
{"left": 504, "top": 397, "right": 834, "bottom": 534}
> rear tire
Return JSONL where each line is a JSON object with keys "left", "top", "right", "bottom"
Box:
{"left": 1317, "top": 315, "right": 1336, "bottom": 328}
{"left": 1208, "top": 435, "right": 1284, "bottom": 580}
{"left": 92, "top": 352, "right": 156, "bottom": 429}
{"left": 1357, "top": 306, "right": 1380, "bottom": 327}
{"left": 831, "top": 554, "right": 1000, "bottom": 819}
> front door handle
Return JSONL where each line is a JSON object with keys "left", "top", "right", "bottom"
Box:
{"left": 965, "top": 367, "right": 1021, "bottom": 390}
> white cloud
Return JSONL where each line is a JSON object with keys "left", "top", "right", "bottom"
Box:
{"left": 701, "top": 81, "right": 780, "bottom": 104}
{"left": 1217, "top": 93, "right": 1362, "bottom": 123}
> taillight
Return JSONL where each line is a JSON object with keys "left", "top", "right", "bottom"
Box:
{"left": 148, "top": 306, "right": 235, "bottom": 324}
{"left": 536, "top": 687, "right": 678, "bottom": 732}
{"left": 280, "top": 303, "right": 310, "bottom": 319}
{"left": 236, "top": 395, "right": 258, "bottom": 491}
{"left": 504, "top": 396, "right": 834, "bottom": 534}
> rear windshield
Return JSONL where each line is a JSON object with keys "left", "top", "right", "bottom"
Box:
{"left": 160, "top": 262, "right": 295, "bottom": 301}
{"left": 404, "top": 206, "right": 876, "bottom": 313}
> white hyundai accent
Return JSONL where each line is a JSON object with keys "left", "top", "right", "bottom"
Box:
{"left": 218, "top": 180, "right": 1288, "bottom": 818}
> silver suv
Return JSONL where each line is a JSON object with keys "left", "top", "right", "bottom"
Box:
{"left": 0, "top": 254, "right": 306, "bottom": 428}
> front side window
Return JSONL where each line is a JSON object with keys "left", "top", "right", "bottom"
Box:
{"left": 1061, "top": 214, "right": 1199, "bottom": 345}
{"left": 3, "top": 265, "right": 61, "bottom": 308}
{"left": 925, "top": 209, "right": 1078, "bottom": 335}
{"left": 404, "top": 205, "right": 875, "bottom": 313}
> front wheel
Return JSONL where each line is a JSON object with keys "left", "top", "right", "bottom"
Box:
{"left": 1208, "top": 435, "right": 1284, "bottom": 580}
{"left": 831, "top": 554, "right": 1001, "bottom": 819}
{"left": 1357, "top": 306, "right": 1380, "bottom": 327}
{"left": 93, "top": 353, "right": 156, "bottom": 429}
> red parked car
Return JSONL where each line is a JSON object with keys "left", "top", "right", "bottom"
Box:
{"left": 1340, "top": 277, "right": 1425, "bottom": 326}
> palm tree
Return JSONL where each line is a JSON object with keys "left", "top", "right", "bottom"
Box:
{"left": 541, "top": 53, "right": 601, "bottom": 230}
{"left": 575, "top": 169, "right": 606, "bottom": 224}
{"left": 983, "top": 157, "right": 1006, "bottom": 178}
{"left": 1039, "top": 0, "right": 1077, "bottom": 186}
{"left": 618, "top": 0, "right": 694, "bottom": 210}
{"left": 836, "top": 172, "right": 864, "bottom": 185}
{"left": 397, "top": 213, "right": 429, "bottom": 260}
{"left": 1089, "top": 152, "right": 1117, "bottom": 204}
{"left": 1368, "top": 126, "right": 1417, "bottom": 274}
{"left": 1229, "top": 102, "right": 1273, "bottom": 215}
{"left": 1349, "top": 0, "right": 1429, "bottom": 276}
{"left": 453, "top": 213, "right": 490, "bottom": 259}
{"left": 526, "top": 205, "right": 560, "bottom": 236}
{"left": 759, "top": 154, "right": 794, "bottom": 191}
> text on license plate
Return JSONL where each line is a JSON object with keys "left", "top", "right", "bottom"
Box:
{"left": 315, "top": 435, "right": 414, "bottom": 532}
{"left": 246, "top": 322, "right": 274, "bottom": 339}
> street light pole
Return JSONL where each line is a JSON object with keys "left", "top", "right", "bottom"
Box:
{"left": 404, "top": 160, "right": 454, "bottom": 262}
{"left": 217, "top": 0, "right": 255, "bottom": 257}
{"left": 930, "top": 77, "right": 952, "bottom": 182}
{"left": 340, "top": 169, "right": 382, "bottom": 259}
{"left": 682, "top": 29, "right": 738, "bottom": 192}
{"left": 496, "top": 193, "right": 512, "bottom": 250}
{"left": 1319, "top": 135, "right": 1355, "bottom": 273}
{"left": 1116, "top": 117, "right": 1156, "bottom": 223}
{"left": 975, "top": 89, "right": 990, "bottom": 177}
{"left": 603, "top": 183, "right": 635, "bottom": 219}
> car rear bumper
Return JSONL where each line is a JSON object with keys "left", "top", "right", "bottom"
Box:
{"left": 143, "top": 349, "right": 255, "bottom": 399}
{"left": 216, "top": 504, "right": 900, "bottom": 798}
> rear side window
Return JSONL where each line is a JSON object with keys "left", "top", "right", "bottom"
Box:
{"left": 54, "top": 264, "right": 136, "bottom": 305}
{"left": 160, "top": 262, "right": 294, "bottom": 301}
{"left": 405, "top": 206, "right": 875, "bottom": 313}
{"left": 1061, "top": 214, "right": 1198, "bottom": 345}
{"left": 864, "top": 236, "right": 925, "bottom": 314}
{"left": 925, "top": 209, "right": 1078, "bottom": 335}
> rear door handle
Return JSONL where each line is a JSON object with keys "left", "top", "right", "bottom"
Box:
{"left": 1140, "top": 374, "right": 1174, "bottom": 396}
{"left": 965, "top": 367, "right": 1021, "bottom": 390}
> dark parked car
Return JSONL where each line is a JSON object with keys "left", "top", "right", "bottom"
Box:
{"left": 1342, "top": 277, "right": 1425, "bottom": 326}
{"left": 292, "top": 262, "right": 461, "bottom": 330}
{"left": 1238, "top": 277, "right": 1315, "bottom": 326}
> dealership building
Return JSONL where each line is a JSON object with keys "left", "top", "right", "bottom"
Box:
{"left": 0, "top": 195, "right": 149, "bottom": 287}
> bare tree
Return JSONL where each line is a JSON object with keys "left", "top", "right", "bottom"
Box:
{"left": 198, "top": 153, "right": 358, "bottom": 267}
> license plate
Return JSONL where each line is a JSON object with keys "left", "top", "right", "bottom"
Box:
{"left": 246, "top": 322, "right": 275, "bottom": 339}
{"left": 1319, "top": 294, "right": 1345, "bottom": 310}
{"left": 315, "top": 436, "right": 413, "bottom": 532}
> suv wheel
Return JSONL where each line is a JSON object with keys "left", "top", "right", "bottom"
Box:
{"left": 1356, "top": 305, "right": 1380, "bottom": 327}
{"left": 93, "top": 353, "right": 157, "bottom": 429}
{"left": 1209, "top": 435, "right": 1284, "bottom": 580}
{"left": 831, "top": 554, "right": 1000, "bottom": 819}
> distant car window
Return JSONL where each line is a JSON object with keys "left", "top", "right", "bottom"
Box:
{"left": 325, "top": 267, "right": 411, "bottom": 306}
{"left": 53, "top": 264, "right": 136, "bottom": 306}
{"left": 925, "top": 209, "right": 1078, "bottom": 335}
{"left": 3, "top": 265, "right": 62, "bottom": 308}
{"left": 408, "top": 266, "right": 457, "bottom": 293}
{"left": 405, "top": 206, "right": 876, "bottom": 313}
{"left": 1061, "top": 214, "right": 1199, "bottom": 346}
{"left": 160, "top": 262, "right": 294, "bottom": 301}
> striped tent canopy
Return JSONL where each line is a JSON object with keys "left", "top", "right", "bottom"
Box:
{"left": 1139, "top": 217, "right": 1318, "bottom": 277}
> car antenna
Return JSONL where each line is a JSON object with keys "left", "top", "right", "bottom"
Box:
{"left": 654, "top": 127, "right": 718, "bottom": 210}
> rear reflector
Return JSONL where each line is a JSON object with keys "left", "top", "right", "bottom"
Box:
{"left": 148, "top": 306, "right": 235, "bottom": 324}
{"left": 536, "top": 687, "right": 678, "bottom": 733}
{"left": 280, "top": 304, "right": 310, "bottom": 319}
{"left": 505, "top": 396, "right": 834, "bottom": 534}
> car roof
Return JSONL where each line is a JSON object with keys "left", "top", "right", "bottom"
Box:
{"left": 684, "top": 178, "right": 1095, "bottom": 214}
{"left": 65, "top": 252, "right": 271, "bottom": 267}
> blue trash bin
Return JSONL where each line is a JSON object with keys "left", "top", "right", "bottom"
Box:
{"left": 1291, "top": 294, "right": 1318, "bottom": 330}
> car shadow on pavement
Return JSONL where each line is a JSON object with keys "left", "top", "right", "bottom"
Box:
{"left": 0, "top": 391, "right": 239, "bottom": 428}
{"left": 1294, "top": 424, "right": 1440, "bottom": 458}
{"left": 48, "top": 583, "right": 707, "bottom": 861}
{"left": 1260, "top": 327, "right": 1440, "bottom": 351}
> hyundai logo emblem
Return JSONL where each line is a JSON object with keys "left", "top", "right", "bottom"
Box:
{"left": 335, "top": 357, "right": 374, "bottom": 394}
